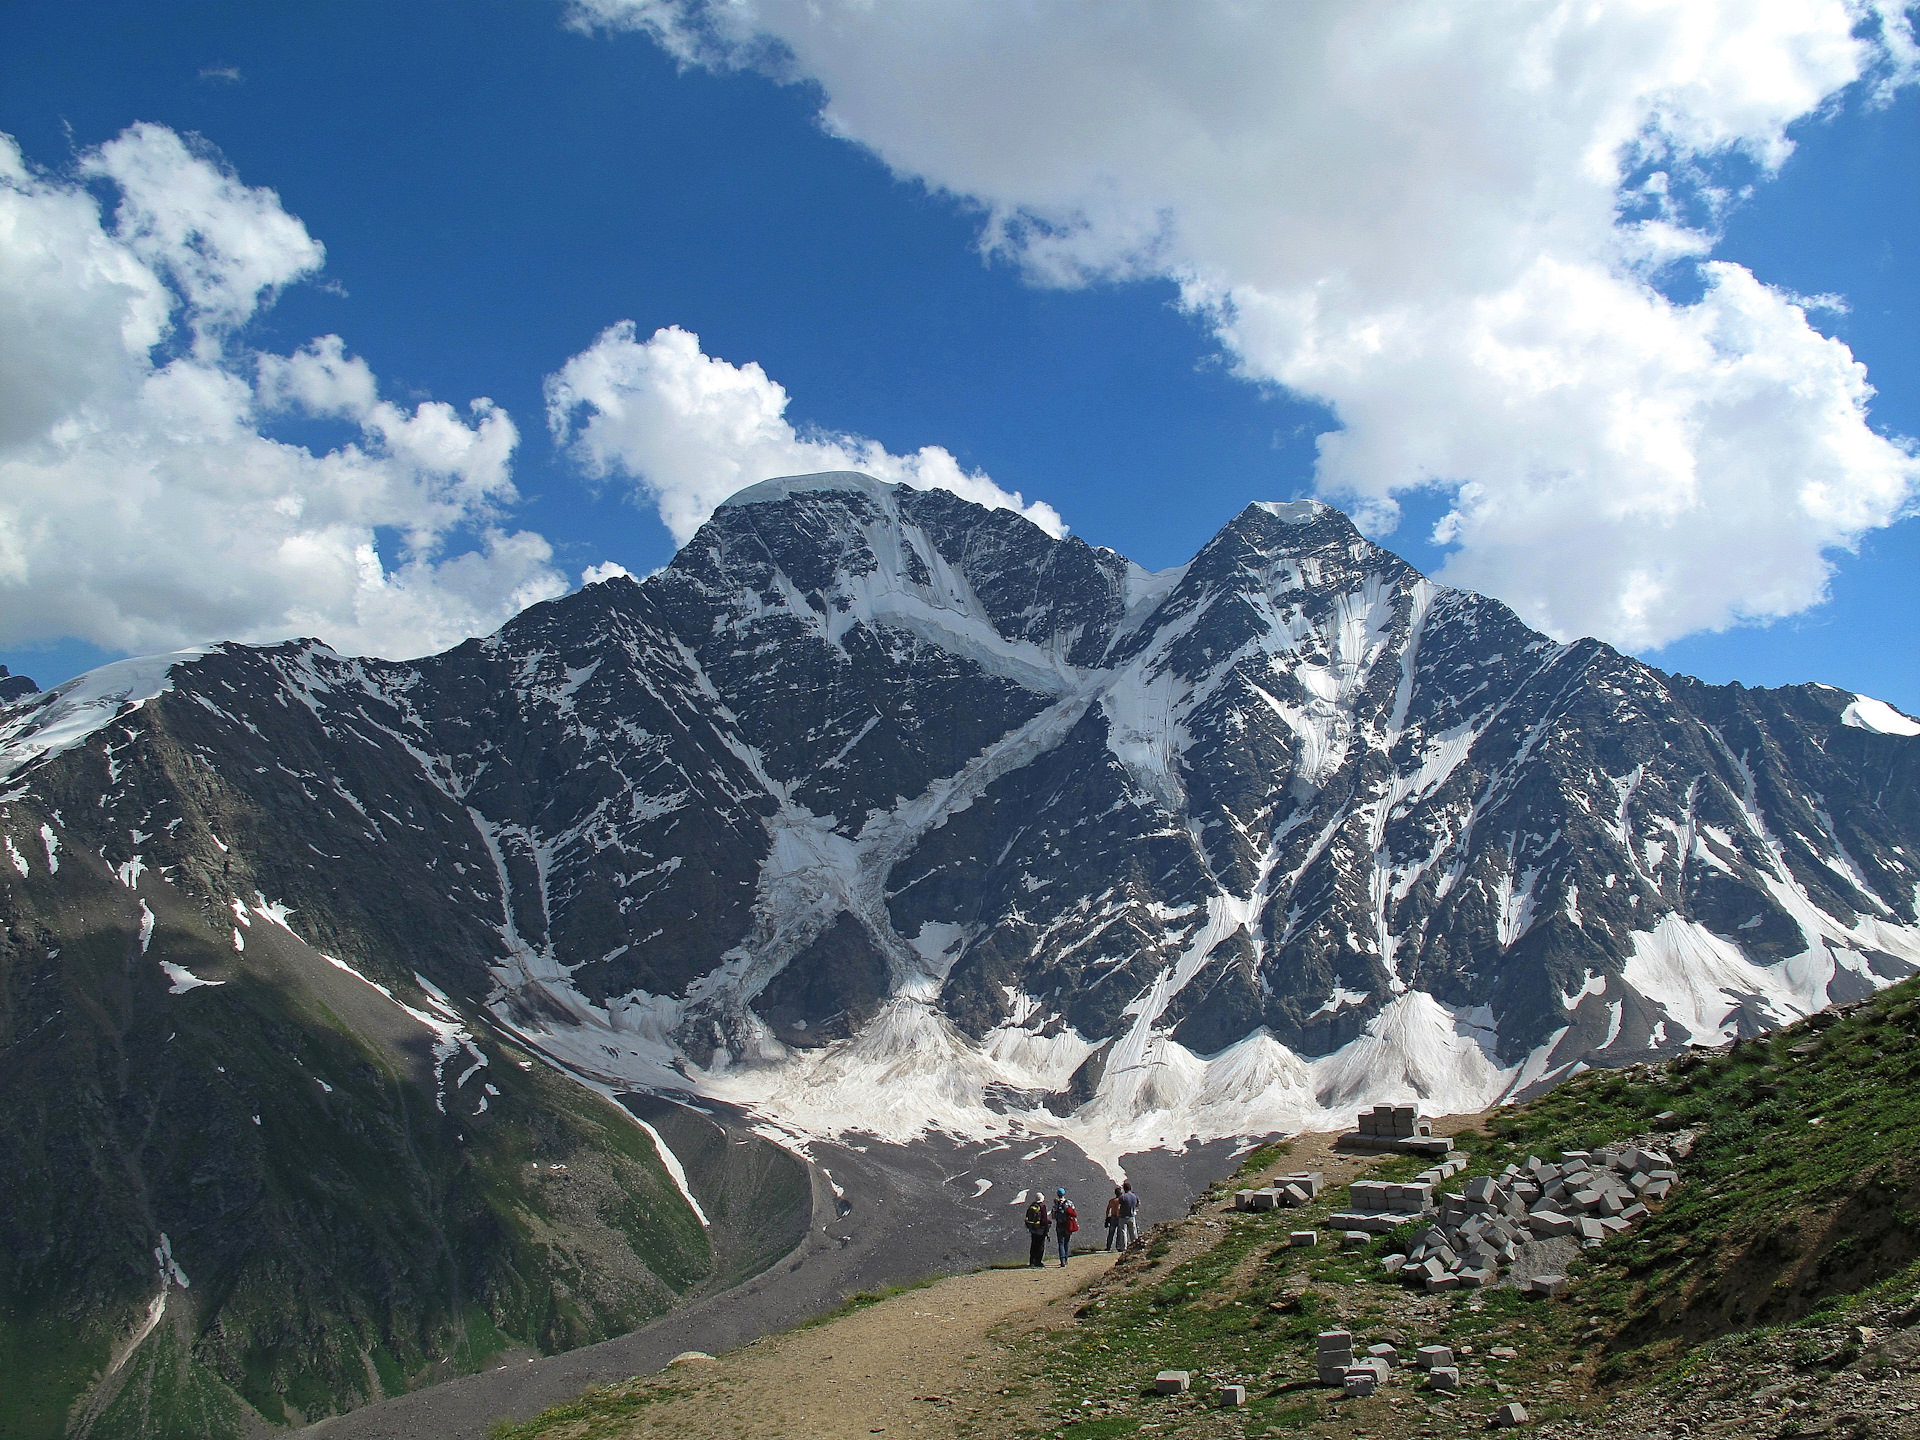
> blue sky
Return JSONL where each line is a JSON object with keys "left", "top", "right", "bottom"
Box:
{"left": 1, "top": 1, "right": 1916, "bottom": 720}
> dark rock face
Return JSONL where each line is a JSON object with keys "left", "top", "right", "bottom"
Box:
{"left": 0, "top": 664, "right": 36, "bottom": 703}
{"left": 6, "top": 476, "right": 1917, "bottom": 1102}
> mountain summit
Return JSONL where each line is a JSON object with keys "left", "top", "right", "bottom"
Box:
{"left": 7, "top": 473, "right": 1917, "bottom": 1170}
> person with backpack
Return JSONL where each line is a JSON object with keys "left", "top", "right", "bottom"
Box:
{"left": 1051, "top": 1188, "right": 1078, "bottom": 1266}
{"left": 1119, "top": 1178, "right": 1141, "bottom": 1248}
{"left": 1104, "top": 1185, "right": 1124, "bottom": 1251}
{"left": 1023, "top": 1193, "right": 1050, "bottom": 1267}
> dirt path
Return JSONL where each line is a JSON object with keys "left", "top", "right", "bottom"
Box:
{"left": 532, "top": 1252, "right": 1118, "bottom": 1439}
{"left": 512, "top": 1125, "right": 1440, "bottom": 1440}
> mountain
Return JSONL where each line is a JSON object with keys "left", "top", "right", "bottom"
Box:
{"left": 4, "top": 472, "right": 1918, "bottom": 1433}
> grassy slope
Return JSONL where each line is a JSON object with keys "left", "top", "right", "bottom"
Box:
{"left": 1024, "top": 975, "right": 1920, "bottom": 1437}
{"left": 0, "top": 826, "right": 714, "bottom": 1440}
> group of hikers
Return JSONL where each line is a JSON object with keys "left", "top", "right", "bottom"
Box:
{"left": 1022, "top": 1180, "right": 1140, "bottom": 1266}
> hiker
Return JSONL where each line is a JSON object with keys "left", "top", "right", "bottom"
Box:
{"left": 1119, "top": 1178, "right": 1140, "bottom": 1248}
{"left": 1024, "top": 1192, "right": 1050, "bottom": 1267}
{"left": 1104, "top": 1185, "right": 1124, "bottom": 1251}
{"left": 1051, "top": 1188, "right": 1078, "bottom": 1267}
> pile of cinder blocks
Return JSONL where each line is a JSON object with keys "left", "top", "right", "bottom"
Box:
{"left": 1342, "top": 1104, "right": 1454, "bottom": 1158}
{"left": 1314, "top": 1330, "right": 1398, "bottom": 1395}
{"left": 1231, "top": 1171, "right": 1324, "bottom": 1212}
{"left": 1379, "top": 1144, "right": 1679, "bottom": 1294}
{"left": 1327, "top": 1152, "right": 1464, "bottom": 1232}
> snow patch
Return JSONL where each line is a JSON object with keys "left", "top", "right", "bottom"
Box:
{"left": 160, "top": 961, "right": 223, "bottom": 994}
{"left": 0, "top": 649, "right": 213, "bottom": 780}
{"left": 629, "top": 1114, "right": 712, "bottom": 1227}
{"left": 1842, "top": 695, "right": 1920, "bottom": 737}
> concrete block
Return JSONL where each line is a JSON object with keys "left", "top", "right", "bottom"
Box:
{"left": 1561, "top": 1150, "right": 1591, "bottom": 1165}
{"left": 1382, "top": 1254, "right": 1408, "bottom": 1272}
{"left": 1219, "top": 1384, "right": 1247, "bottom": 1407}
{"left": 1343, "top": 1370, "right": 1378, "bottom": 1397}
{"left": 1527, "top": 1211, "right": 1574, "bottom": 1238}
{"left": 1280, "top": 1171, "right": 1324, "bottom": 1197}
{"left": 1577, "top": 1217, "right": 1607, "bottom": 1242}
{"left": 1426, "top": 1273, "right": 1459, "bottom": 1292}
{"left": 1366, "top": 1343, "right": 1399, "bottom": 1367}
{"left": 1342, "top": 1230, "right": 1371, "bottom": 1249}
{"left": 1233, "top": 1188, "right": 1257, "bottom": 1210}
{"left": 1247, "top": 1189, "right": 1277, "bottom": 1212}
{"left": 1528, "top": 1273, "right": 1568, "bottom": 1297}
{"left": 1406, "top": 1136, "right": 1453, "bottom": 1157}
{"left": 1281, "top": 1183, "right": 1311, "bottom": 1206}
{"left": 1329, "top": 1211, "right": 1399, "bottom": 1233}
{"left": 1620, "top": 1202, "right": 1649, "bottom": 1223}
{"left": 1495, "top": 1401, "right": 1530, "bottom": 1425}
{"left": 1571, "top": 1187, "right": 1602, "bottom": 1211}
{"left": 1457, "top": 1267, "right": 1492, "bottom": 1288}
{"left": 1643, "top": 1180, "right": 1672, "bottom": 1201}
{"left": 1465, "top": 1175, "right": 1498, "bottom": 1203}
{"left": 1155, "top": 1370, "right": 1191, "bottom": 1394}
{"left": 1290, "top": 1230, "right": 1319, "bottom": 1247}
{"left": 1428, "top": 1366, "right": 1460, "bottom": 1391}
{"left": 1316, "top": 1329, "right": 1353, "bottom": 1351}
{"left": 1415, "top": 1345, "right": 1454, "bottom": 1370}
{"left": 1596, "top": 1215, "right": 1629, "bottom": 1234}
{"left": 1387, "top": 1182, "right": 1433, "bottom": 1211}
{"left": 1349, "top": 1180, "right": 1387, "bottom": 1210}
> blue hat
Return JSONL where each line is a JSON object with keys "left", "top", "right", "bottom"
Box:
{"left": 1056, "top": 1187, "right": 1066, "bottom": 1196}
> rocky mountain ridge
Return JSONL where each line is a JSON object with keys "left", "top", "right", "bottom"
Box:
{"left": 6, "top": 473, "right": 1917, "bottom": 1180}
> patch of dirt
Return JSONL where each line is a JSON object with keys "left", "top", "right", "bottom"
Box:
{"left": 517, "top": 1254, "right": 1118, "bottom": 1439}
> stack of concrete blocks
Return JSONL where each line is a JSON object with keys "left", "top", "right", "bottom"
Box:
{"left": 1231, "top": 1171, "right": 1324, "bottom": 1212}
{"left": 1415, "top": 1345, "right": 1458, "bottom": 1392}
{"left": 1385, "top": 1146, "right": 1679, "bottom": 1294}
{"left": 1331, "top": 1178, "right": 1435, "bottom": 1233}
{"left": 1359, "top": 1103, "right": 1426, "bottom": 1140}
{"left": 1348, "top": 1104, "right": 1455, "bottom": 1158}
{"left": 1315, "top": 1329, "right": 1396, "bottom": 1394}
{"left": 1315, "top": 1329, "right": 1355, "bottom": 1387}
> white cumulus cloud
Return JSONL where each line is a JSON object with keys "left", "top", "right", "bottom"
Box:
{"left": 573, "top": 0, "right": 1920, "bottom": 650}
{"left": 545, "top": 322, "right": 1065, "bottom": 544}
{"left": 0, "top": 124, "right": 566, "bottom": 661}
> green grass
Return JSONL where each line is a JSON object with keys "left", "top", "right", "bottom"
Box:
{"left": 1484, "top": 976, "right": 1920, "bottom": 1373}
{"left": 487, "top": 1379, "right": 687, "bottom": 1440}
{"left": 1023, "top": 977, "right": 1920, "bottom": 1434}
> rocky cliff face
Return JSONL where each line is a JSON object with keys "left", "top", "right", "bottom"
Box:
{"left": 4, "top": 472, "right": 1919, "bottom": 1429}
{"left": 7, "top": 474, "right": 1918, "bottom": 1151}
